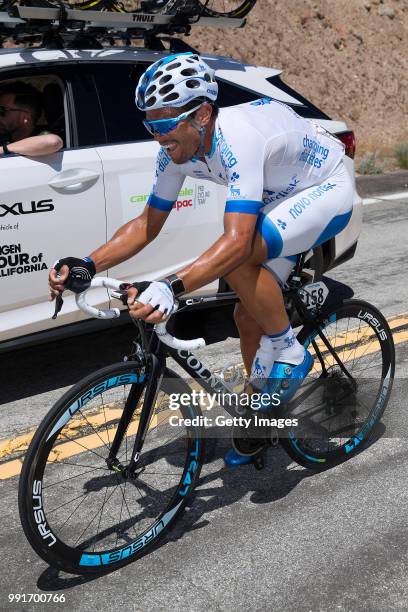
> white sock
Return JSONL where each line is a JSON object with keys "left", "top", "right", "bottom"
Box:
{"left": 250, "top": 325, "right": 305, "bottom": 388}
{"left": 268, "top": 324, "right": 305, "bottom": 365}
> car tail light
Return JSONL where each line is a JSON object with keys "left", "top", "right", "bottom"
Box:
{"left": 335, "top": 130, "right": 356, "bottom": 159}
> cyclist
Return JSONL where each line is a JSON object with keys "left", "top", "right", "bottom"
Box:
{"left": 48, "top": 52, "right": 354, "bottom": 466}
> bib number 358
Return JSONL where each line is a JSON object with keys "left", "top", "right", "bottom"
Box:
{"left": 299, "top": 281, "right": 329, "bottom": 310}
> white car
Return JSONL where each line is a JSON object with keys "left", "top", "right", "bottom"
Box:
{"left": 0, "top": 46, "right": 362, "bottom": 351}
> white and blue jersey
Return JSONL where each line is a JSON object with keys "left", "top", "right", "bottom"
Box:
{"left": 147, "top": 98, "right": 353, "bottom": 283}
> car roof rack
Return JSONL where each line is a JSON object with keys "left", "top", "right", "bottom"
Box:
{"left": 0, "top": 5, "right": 245, "bottom": 49}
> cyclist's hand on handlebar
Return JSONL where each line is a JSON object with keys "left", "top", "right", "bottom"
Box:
{"left": 49, "top": 264, "right": 69, "bottom": 301}
{"left": 48, "top": 257, "right": 96, "bottom": 301}
{"left": 127, "top": 280, "right": 174, "bottom": 324}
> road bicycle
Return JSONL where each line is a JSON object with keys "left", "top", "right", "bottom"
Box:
{"left": 19, "top": 252, "right": 395, "bottom": 574}
{"left": 0, "top": 0, "right": 257, "bottom": 17}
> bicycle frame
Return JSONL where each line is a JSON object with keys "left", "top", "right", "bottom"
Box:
{"left": 108, "top": 253, "right": 356, "bottom": 475}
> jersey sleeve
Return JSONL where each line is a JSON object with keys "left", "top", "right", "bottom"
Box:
{"left": 223, "top": 122, "right": 266, "bottom": 215}
{"left": 148, "top": 147, "right": 185, "bottom": 212}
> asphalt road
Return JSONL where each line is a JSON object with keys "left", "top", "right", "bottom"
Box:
{"left": 1, "top": 195, "right": 408, "bottom": 612}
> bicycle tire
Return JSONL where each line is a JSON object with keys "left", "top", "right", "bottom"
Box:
{"left": 199, "top": 0, "right": 257, "bottom": 18}
{"left": 280, "top": 299, "right": 395, "bottom": 470}
{"left": 19, "top": 362, "right": 205, "bottom": 575}
{"left": 63, "top": 0, "right": 128, "bottom": 12}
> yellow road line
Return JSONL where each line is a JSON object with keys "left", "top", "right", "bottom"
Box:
{"left": 1, "top": 313, "right": 408, "bottom": 481}
{"left": 0, "top": 407, "right": 173, "bottom": 481}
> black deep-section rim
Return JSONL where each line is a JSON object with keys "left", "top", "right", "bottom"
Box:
{"left": 284, "top": 299, "right": 395, "bottom": 465}
{"left": 19, "top": 363, "right": 203, "bottom": 574}
{"left": 200, "top": 0, "right": 257, "bottom": 18}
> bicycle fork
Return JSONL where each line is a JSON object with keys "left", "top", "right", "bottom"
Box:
{"left": 106, "top": 354, "right": 164, "bottom": 478}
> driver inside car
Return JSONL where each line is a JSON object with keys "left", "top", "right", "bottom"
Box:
{"left": 0, "top": 82, "right": 63, "bottom": 157}
{"left": 48, "top": 52, "right": 354, "bottom": 466}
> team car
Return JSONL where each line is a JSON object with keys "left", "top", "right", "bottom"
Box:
{"left": 0, "top": 45, "right": 362, "bottom": 351}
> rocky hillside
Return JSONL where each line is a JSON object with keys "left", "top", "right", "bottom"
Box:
{"left": 182, "top": 0, "right": 408, "bottom": 163}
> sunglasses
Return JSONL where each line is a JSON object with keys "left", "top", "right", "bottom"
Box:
{"left": 142, "top": 104, "right": 202, "bottom": 137}
{"left": 0, "top": 105, "right": 27, "bottom": 117}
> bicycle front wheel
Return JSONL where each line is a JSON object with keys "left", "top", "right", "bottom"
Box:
{"left": 19, "top": 362, "right": 204, "bottom": 574}
{"left": 280, "top": 299, "right": 395, "bottom": 470}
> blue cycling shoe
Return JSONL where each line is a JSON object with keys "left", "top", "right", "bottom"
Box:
{"left": 224, "top": 349, "right": 313, "bottom": 466}
{"left": 264, "top": 348, "right": 314, "bottom": 406}
{"left": 224, "top": 448, "right": 253, "bottom": 467}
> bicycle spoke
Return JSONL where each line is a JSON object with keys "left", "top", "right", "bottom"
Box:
{"left": 44, "top": 466, "right": 108, "bottom": 489}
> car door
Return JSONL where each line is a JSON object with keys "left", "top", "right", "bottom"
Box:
{"left": 0, "top": 68, "right": 107, "bottom": 343}
{"left": 91, "top": 62, "right": 226, "bottom": 294}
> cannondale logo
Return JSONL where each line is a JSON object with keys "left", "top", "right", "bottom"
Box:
{"left": 277, "top": 219, "right": 287, "bottom": 230}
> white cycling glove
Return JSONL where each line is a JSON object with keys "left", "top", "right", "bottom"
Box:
{"left": 137, "top": 281, "right": 175, "bottom": 315}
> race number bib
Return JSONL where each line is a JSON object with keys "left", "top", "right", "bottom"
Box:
{"left": 299, "top": 281, "right": 329, "bottom": 310}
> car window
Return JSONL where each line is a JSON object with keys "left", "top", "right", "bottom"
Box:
{"left": 216, "top": 79, "right": 263, "bottom": 107}
{"left": 92, "top": 63, "right": 152, "bottom": 145}
{"left": 266, "top": 76, "right": 330, "bottom": 120}
{"left": 0, "top": 74, "right": 67, "bottom": 147}
{"left": 68, "top": 68, "right": 106, "bottom": 148}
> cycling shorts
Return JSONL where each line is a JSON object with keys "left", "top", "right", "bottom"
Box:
{"left": 257, "top": 161, "right": 354, "bottom": 283}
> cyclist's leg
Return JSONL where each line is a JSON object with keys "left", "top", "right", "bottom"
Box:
{"left": 255, "top": 161, "right": 354, "bottom": 382}
{"left": 226, "top": 162, "right": 354, "bottom": 339}
{"left": 233, "top": 303, "right": 263, "bottom": 375}
{"left": 223, "top": 164, "right": 354, "bottom": 464}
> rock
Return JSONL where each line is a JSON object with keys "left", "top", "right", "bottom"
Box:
{"left": 378, "top": 6, "right": 396, "bottom": 17}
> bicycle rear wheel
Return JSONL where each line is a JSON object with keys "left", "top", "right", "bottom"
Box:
{"left": 280, "top": 299, "right": 395, "bottom": 470}
{"left": 199, "top": 0, "right": 257, "bottom": 18}
{"left": 19, "top": 362, "right": 204, "bottom": 574}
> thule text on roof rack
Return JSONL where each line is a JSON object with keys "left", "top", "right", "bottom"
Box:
{"left": 0, "top": 5, "right": 246, "bottom": 49}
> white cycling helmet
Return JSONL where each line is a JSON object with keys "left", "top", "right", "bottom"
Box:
{"left": 135, "top": 52, "right": 218, "bottom": 111}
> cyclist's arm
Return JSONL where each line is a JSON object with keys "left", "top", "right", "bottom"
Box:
{"left": 175, "top": 211, "right": 258, "bottom": 292}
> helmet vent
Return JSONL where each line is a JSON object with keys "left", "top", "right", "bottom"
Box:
{"left": 146, "top": 96, "right": 157, "bottom": 107}
{"left": 159, "top": 74, "right": 172, "bottom": 85}
{"left": 166, "top": 62, "right": 182, "bottom": 71}
{"left": 204, "top": 73, "right": 211, "bottom": 82}
{"left": 152, "top": 71, "right": 163, "bottom": 81}
{"left": 146, "top": 85, "right": 157, "bottom": 96}
{"left": 186, "top": 79, "right": 200, "bottom": 89}
{"left": 181, "top": 68, "right": 198, "bottom": 76}
{"left": 163, "top": 92, "right": 179, "bottom": 103}
{"left": 159, "top": 84, "right": 175, "bottom": 95}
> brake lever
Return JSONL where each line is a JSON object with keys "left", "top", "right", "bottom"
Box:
{"left": 111, "top": 290, "right": 130, "bottom": 306}
{"left": 52, "top": 293, "right": 64, "bottom": 320}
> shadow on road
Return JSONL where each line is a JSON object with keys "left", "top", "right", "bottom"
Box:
{"left": 35, "top": 439, "right": 314, "bottom": 590}
{"left": 0, "top": 324, "right": 137, "bottom": 405}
